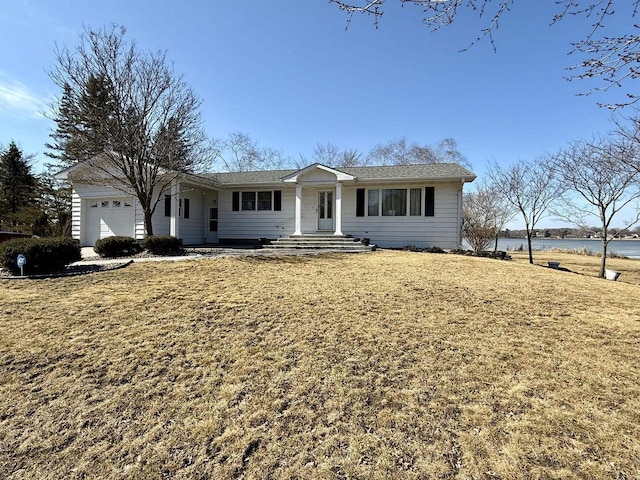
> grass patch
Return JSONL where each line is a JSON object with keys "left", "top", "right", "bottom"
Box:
{"left": 1, "top": 251, "right": 639, "bottom": 479}
{"left": 509, "top": 250, "right": 640, "bottom": 285}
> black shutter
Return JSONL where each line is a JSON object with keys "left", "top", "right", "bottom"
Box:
{"left": 356, "top": 188, "right": 365, "bottom": 217}
{"left": 232, "top": 191, "right": 239, "bottom": 211}
{"left": 425, "top": 187, "right": 435, "bottom": 217}
{"left": 164, "top": 195, "right": 171, "bottom": 217}
{"left": 184, "top": 198, "right": 190, "bottom": 219}
{"left": 274, "top": 190, "right": 282, "bottom": 211}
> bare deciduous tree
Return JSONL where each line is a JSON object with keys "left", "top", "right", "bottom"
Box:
{"left": 49, "top": 25, "right": 213, "bottom": 236}
{"left": 463, "top": 179, "right": 515, "bottom": 254}
{"left": 308, "top": 141, "right": 365, "bottom": 168}
{"left": 550, "top": 137, "right": 640, "bottom": 277}
{"left": 214, "top": 132, "right": 290, "bottom": 172}
{"left": 488, "top": 158, "right": 563, "bottom": 264}
{"left": 367, "top": 137, "right": 470, "bottom": 168}
{"left": 330, "top": 0, "right": 640, "bottom": 106}
{"left": 616, "top": 112, "right": 640, "bottom": 170}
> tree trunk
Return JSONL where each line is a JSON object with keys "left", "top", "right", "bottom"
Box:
{"left": 600, "top": 238, "right": 607, "bottom": 278}
{"left": 494, "top": 234, "right": 499, "bottom": 252}
{"left": 526, "top": 230, "right": 534, "bottom": 264}
{"left": 144, "top": 208, "right": 154, "bottom": 237}
{"left": 599, "top": 216, "right": 608, "bottom": 278}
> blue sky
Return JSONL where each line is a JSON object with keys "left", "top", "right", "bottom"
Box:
{"left": 1, "top": 1, "right": 637, "bottom": 227}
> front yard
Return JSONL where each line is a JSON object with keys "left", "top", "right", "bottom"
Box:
{"left": 1, "top": 251, "right": 638, "bottom": 479}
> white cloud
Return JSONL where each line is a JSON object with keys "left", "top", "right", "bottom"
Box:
{"left": 0, "top": 74, "right": 49, "bottom": 119}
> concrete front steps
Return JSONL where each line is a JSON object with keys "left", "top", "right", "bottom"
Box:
{"left": 263, "top": 235, "right": 374, "bottom": 252}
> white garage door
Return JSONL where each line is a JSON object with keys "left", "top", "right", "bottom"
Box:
{"left": 85, "top": 198, "right": 135, "bottom": 246}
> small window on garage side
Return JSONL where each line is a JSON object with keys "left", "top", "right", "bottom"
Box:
{"left": 101, "top": 200, "right": 109, "bottom": 208}
{"left": 124, "top": 200, "right": 132, "bottom": 208}
{"left": 90, "top": 201, "right": 98, "bottom": 208}
{"left": 112, "top": 200, "right": 121, "bottom": 208}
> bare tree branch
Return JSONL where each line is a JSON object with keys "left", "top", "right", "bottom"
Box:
{"left": 487, "top": 157, "right": 563, "bottom": 264}
{"left": 49, "top": 25, "right": 214, "bottom": 236}
{"left": 549, "top": 135, "right": 640, "bottom": 277}
{"left": 329, "top": 0, "right": 640, "bottom": 107}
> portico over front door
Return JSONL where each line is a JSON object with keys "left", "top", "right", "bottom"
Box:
{"left": 318, "top": 190, "right": 334, "bottom": 231}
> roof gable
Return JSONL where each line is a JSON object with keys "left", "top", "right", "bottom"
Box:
{"left": 281, "top": 163, "right": 356, "bottom": 183}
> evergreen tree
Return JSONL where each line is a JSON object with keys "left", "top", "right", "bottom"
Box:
{"left": 46, "top": 83, "right": 81, "bottom": 167}
{"left": 153, "top": 117, "right": 191, "bottom": 170}
{"left": 0, "top": 142, "right": 38, "bottom": 230}
{"left": 37, "top": 170, "right": 72, "bottom": 237}
{"left": 46, "top": 75, "right": 115, "bottom": 168}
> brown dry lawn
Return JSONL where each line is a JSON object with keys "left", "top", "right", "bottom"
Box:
{"left": 509, "top": 250, "right": 640, "bottom": 285}
{"left": 1, "top": 250, "right": 639, "bottom": 479}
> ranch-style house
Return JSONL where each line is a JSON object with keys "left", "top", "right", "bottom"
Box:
{"left": 56, "top": 162, "right": 476, "bottom": 249}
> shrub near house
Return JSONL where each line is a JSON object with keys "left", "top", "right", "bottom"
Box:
{"left": 94, "top": 236, "right": 143, "bottom": 258}
{"left": 142, "top": 235, "right": 181, "bottom": 255}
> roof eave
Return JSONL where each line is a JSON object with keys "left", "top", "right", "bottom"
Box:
{"left": 354, "top": 175, "right": 477, "bottom": 184}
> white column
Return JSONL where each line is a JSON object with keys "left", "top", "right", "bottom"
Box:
{"left": 334, "top": 182, "right": 343, "bottom": 236}
{"left": 294, "top": 184, "right": 302, "bottom": 236}
{"left": 170, "top": 182, "right": 180, "bottom": 239}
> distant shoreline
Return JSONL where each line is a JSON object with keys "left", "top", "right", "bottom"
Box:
{"left": 487, "top": 238, "right": 640, "bottom": 259}
{"left": 501, "top": 237, "right": 639, "bottom": 241}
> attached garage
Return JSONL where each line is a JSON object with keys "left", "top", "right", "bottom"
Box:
{"left": 84, "top": 198, "right": 136, "bottom": 246}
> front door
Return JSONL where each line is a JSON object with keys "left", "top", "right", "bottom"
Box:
{"left": 318, "top": 191, "right": 334, "bottom": 231}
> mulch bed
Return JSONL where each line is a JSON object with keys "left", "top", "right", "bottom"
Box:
{"left": 0, "top": 260, "right": 133, "bottom": 280}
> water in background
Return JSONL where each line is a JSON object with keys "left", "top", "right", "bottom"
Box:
{"left": 493, "top": 238, "right": 640, "bottom": 259}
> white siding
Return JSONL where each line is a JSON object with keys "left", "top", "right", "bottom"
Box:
{"left": 178, "top": 184, "right": 207, "bottom": 245}
{"left": 218, "top": 189, "right": 294, "bottom": 241}
{"left": 216, "top": 182, "right": 463, "bottom": 249}
{"left": 342, "top": 182, "right": 463, "bottom": 249}
{"left": 72, "top": 178, "right": 465, "bottom": 248}
{"left": 150, "top": 192, "right": 170, "bottom": 237}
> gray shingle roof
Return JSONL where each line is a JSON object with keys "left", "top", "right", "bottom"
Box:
{"left": 205, "top": 163, "right": 475, "bottom": 186}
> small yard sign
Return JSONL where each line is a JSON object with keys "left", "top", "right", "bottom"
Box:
{"left": 16, "top": 254, "right": 26, "bottom": 276}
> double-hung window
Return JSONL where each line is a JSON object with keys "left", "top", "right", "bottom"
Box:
{"left": 368, "top": 190, "right": 379, "bottom": 216}
{"left": 257, "top": 191, "right": 272, "bottom": 211}
{"left": 241, "top": 192, "right": 256, "bottom": 211}
{"left": 410, "top": 188, "right": 421, "bottom": 216}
